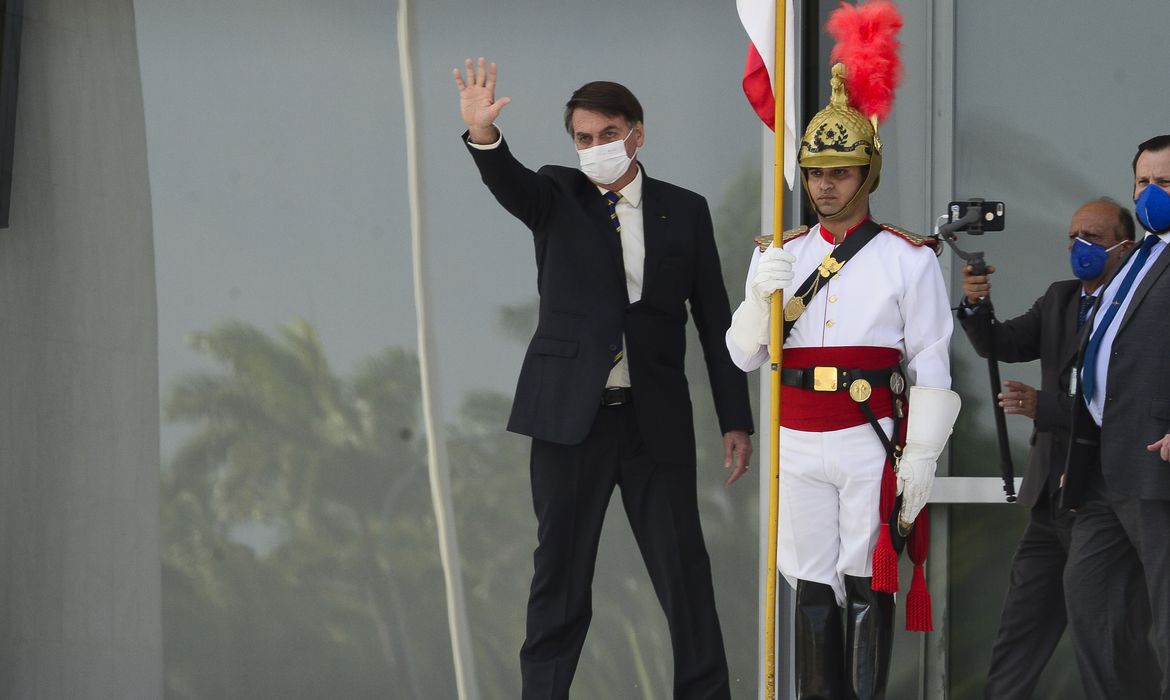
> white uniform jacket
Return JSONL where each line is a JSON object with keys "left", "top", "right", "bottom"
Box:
{"left": 725, "top": 222, "right": 953, "bottom": 391}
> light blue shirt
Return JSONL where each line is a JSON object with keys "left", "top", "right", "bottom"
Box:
{"left": 1084, "top": 231, "right": 1170, "bottom": 424}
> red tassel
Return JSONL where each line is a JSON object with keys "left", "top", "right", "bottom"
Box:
{"left": 871, "top": 524, "right": 899, "bottom": 593}
{"left": 878, "top": 457, "right": 897, "bottom": 520}
{"left": 905, "top": 563, "right": 933, "bottom": 631}
{"left": 907, "top": 505, "right": 930, "bottom": 563}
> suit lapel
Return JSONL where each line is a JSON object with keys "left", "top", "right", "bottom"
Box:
{"left": 1117, "top": 238, "right": 1170, "bottom": 333}
{"left": 640, "top": 177, "right": 667, "bottom": 297}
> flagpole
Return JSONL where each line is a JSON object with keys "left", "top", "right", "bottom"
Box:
{"left": 764, "top": 0, "right": 786, "bottom": 696}
{"left": 399, "top": 1, "right": 479, "bottom": 697}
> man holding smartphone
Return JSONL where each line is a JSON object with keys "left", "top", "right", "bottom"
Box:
{"left": 958, "top": 199, "right": 1157, "bottom": 699}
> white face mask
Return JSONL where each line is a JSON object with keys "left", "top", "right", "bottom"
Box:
{"left": 576, "top": 128, "right": 638, "bottom": 185}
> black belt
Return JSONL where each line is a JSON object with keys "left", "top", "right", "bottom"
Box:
{"left": 601, "top": 386, "right": 633, "bottom": 407}
{"left": 780, "top": 365, "right": 903, "bottom": 394}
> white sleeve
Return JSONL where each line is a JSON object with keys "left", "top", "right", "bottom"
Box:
{"left": 465, "top": 125, "right": 503, "bottom": 150}
{"left": 899, "top": 246, "right": 953, "bottom": 389}
{"left": 725, "top": 247, "right": 771, "bottom": 372}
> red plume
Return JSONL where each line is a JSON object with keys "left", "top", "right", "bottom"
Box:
{"left": 826, "top": 0, "right": 904, "bottom": 122}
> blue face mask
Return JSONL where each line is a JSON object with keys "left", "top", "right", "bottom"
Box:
{"left": 1070, "top": 236, "right": 1125, "bottom": 280}
{"left": 1135, "top": 184, "right": 1170, "bottom": 234}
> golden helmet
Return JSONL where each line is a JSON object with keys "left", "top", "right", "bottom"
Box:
{"left": 798, "top": 63, "right": 883, "bottom": 220}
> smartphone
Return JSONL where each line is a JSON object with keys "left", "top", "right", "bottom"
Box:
{"left": 948, "top": 199, "right": 1006, "bottom": 233}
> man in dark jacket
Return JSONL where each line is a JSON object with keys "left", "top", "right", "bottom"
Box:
{"left": 959, "top": 198, "right": 1155, "bottom": 698}
{"left": 1063, "top": 135, "right": 1170, "bottom": 699}
{"left": 454, "top": 58, "right": 754, "bottom": 700}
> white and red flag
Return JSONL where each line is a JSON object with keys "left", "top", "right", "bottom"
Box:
{"left": 737, "top": 0, "right": 797, "bottom": 187}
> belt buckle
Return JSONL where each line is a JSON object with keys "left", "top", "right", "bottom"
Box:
{"left": 602, "top": 387, "right": 628, "bottom": 407}
{"left": 813, "top": 366, "right": 839, "bottom": 392}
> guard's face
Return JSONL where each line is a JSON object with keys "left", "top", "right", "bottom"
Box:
{"left": 805, "top": 166, "right": 865, "bottom": 218}
{"left": 1134, "top": 148, "right": 1170, "bottom": 199}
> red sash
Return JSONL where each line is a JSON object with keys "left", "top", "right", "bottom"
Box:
{"left": 780, "top": 346, "right": 900, "bottom": 431}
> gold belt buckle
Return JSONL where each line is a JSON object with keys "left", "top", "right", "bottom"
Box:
{"left": 813, "top": 366, "right": 839, "bottom": 392}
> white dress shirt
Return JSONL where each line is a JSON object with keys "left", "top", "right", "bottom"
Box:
{"left": 598, "top": 171, "right": 644, "bottom": 388}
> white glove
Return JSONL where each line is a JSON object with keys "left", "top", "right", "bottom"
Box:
{"left": 750, "top": 246, "right": 796, "bottom": 304}
{"left": 896, "top": 386, "right": 961, "bottom": 531}
{"left": 727, "top": 246, "right": 797, "bottom": 355}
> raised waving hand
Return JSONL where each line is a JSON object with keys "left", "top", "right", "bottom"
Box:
{"left": 453, "top": 57, "right": 511, "bottom": 144}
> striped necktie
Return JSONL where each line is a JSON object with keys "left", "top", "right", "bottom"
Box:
{"left": 603, "top": 191, "right": 624, "bottom": 368}
{"left": 603, "top": 191, "right": 622, "bottom": 235}
{"left": 1081, "top": 234, "right": 1159, "bottom": 401}
{"left": 1076, "top": 294, "right": 1094, "bottom": 330}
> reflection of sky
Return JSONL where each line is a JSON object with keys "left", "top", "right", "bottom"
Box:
{"left": 132, "top": 1, "right": 1170, "bottom": 695}
{"left": 136, "top": 0, "right": 758, "bottom": 455}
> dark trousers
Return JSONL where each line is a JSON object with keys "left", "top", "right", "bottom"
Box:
{"left": 519, "top": 403, "right": 730, "bottom": 700}
{"left": 1064, "top": 467, "right": 1166, "bottom": 699}
{"left": 985, "top": 497, "right": 1074, "bottom": 699}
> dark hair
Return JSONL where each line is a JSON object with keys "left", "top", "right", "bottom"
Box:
{"left": 1132, "top": 134, "right": 1170, "bottom": 174}
{"left": 563, "top": 81, "right": 644, "bottom": 135}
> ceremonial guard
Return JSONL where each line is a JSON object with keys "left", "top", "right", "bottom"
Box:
{"left": 725, "top": 6, "right": 960, "bottom": 695}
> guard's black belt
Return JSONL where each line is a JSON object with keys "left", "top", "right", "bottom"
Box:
{"left": 601, "top": 386, "right": 633, "bottom": 407}
{"left": 780, "top": 366, "right": 899, "bottom": 393}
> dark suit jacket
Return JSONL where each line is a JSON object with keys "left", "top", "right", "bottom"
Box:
{"left": 464, "top": 133, "right": 753, "bottom": 465}
{"left": 959, "top": 280, "right": 1082, "bottom": 508}
{"left": 1063, "top": 236, "right": 1170, "bottom": 507}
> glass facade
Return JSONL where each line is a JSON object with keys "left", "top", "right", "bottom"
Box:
{"left": 946, "top": 0, "right": 1168, "bottom": 697}
{"left": 11, "top": 0, "right": 1170, "bottom": 697}
{"left": 3, "top": 0, "right": 1158, "bottom": 697}
{"left": 138, "top": 1, "right": 763, "bottom": 697}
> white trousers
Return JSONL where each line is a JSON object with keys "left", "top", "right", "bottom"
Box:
{"left": 778, "top": 418, "right": 893, "bottom": 606}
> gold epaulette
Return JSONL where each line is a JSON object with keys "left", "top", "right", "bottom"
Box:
{"left": 880, "top": 223, "right": 939, "bottom": 250}
{"left": 754, "top": 226, "right": 809, "bottom": 252}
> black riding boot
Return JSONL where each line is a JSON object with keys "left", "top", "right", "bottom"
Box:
{"left": 795, "top": 579, "right": 846, "bottom": 700}
{"left": 844, "top": 575, "right": 894, "bottom": 700}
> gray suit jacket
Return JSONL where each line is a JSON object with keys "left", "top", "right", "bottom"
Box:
{"left": 959, "top": 280, "right": 1082, "bottom": 508}
{"left": 1063, "top": 235, "right": 1170, "bottom": 507}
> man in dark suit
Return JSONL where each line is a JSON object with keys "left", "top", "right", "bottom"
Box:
{"left": 957, "top": 199, "right": 1157, "bottom": 698}
{"left": 453, "top": 58, "right": 754, "bottom": 700}
{"left": 1063, "top": 134, "right": 1170, "bottom": 698}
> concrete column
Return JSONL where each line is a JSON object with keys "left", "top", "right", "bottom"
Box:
{"left": 0, "top": 1, "right": 161, "bottom": 698}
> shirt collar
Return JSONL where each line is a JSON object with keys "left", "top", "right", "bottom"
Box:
{"left": 596, "top": 165, "right": 644, "bottom": 208}
{"left": 820, "top": 217, "right": 870, "bottom": 244}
